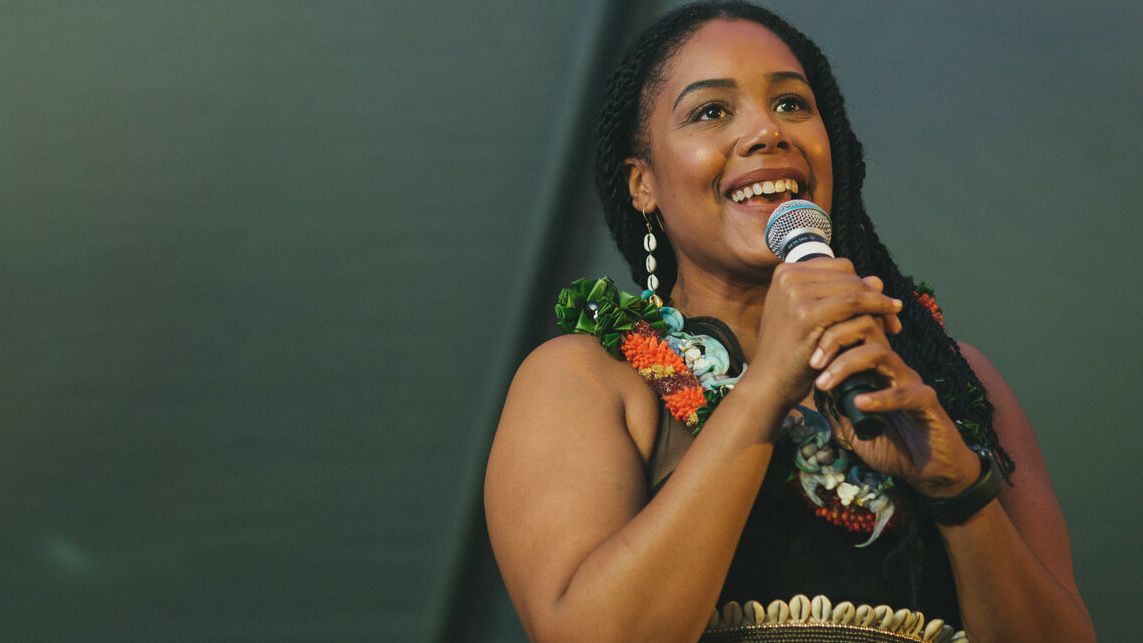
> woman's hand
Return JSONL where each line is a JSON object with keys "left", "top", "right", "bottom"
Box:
{"left": 810, "top": 311, "right": 980, "bottom": 497}
{"left": 746, "top": 258, "right": 903, "bottom": 414}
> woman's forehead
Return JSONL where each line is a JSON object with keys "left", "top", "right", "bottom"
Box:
{"left": 659, "top": 19, "right": 807, "bottom": 95}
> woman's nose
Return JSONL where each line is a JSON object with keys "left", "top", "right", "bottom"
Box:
{"left": 734, "top": 110, "right": 789, "bottom": 156}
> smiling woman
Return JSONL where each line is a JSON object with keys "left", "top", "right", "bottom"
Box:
{"left": 484, "top": 2, "right": 1095, "bottom": 642}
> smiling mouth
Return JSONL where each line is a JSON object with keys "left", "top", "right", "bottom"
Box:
{"left": 729, "top": 178, "right": 801, "bottom": 204}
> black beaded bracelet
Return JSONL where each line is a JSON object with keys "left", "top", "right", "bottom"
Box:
{"left": 920, "top": 446, "right": 1001, "bottom": 525}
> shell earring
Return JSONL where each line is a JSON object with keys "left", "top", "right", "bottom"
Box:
{"left": 642, "top": 209, "right": 663, "bottom": 308}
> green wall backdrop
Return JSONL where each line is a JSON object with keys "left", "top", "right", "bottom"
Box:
{"left": 2, "top": 1, "right": 1139, "bottom": 641}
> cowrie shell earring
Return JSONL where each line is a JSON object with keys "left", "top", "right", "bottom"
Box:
{"left": 642, "top": 209, "right": 663, "bottom": 308}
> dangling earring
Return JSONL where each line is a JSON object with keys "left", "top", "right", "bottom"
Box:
{"left": 642, "top": 209, "right": 663, "bottom": 308}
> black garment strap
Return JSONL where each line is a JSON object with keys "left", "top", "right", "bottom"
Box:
{"left": 645, "top": 314, "right": 746, "bottom": 496}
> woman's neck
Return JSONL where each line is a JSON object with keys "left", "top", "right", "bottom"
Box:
{"left": 669, "top": 267, "right": 772, "bottom": 360}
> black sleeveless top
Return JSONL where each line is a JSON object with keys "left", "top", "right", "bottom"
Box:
{"left": 644, "top": 316, "right": 963, "bottom": 629}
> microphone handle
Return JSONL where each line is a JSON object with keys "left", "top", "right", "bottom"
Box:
{"left": 831, "top": 371, "right": 887, "bottom": 440}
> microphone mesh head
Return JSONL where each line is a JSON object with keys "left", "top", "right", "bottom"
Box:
{"left": 765, "top": 199, "right": 833, "bottom": 259}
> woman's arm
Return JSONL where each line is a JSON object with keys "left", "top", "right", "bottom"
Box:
{"left": 935, "top": 342, "right": 1095, "bottom": 642}
{"left": 485, "top": 333, "right": 787, "bottom": 643}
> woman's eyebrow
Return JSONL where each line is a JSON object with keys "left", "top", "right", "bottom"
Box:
{"left": 673, "top": 78, "right": 735, "bottom": 110}
{"left": 768, "top": 70, "right": 809, "bottom": 85}
{"left": 672, "top": 71, "right": 810, "bottom": 110}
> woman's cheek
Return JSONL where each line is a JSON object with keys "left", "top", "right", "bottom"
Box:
{"left": 802, "top": 141, "right": 832, "bottom": 210}
{"left": 677, "top": 144, "right": 723, "bottom": 181}
{"left": 667, "top": 137, "right": 722, "bottom": 177}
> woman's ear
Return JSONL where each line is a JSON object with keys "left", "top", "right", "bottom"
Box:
{"left": 625, "top": 157, "right": 657, "bottom": 215}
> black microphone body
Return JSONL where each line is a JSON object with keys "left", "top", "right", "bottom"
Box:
{"left": 766, "top": 200, "right": 887, "bottom": 440}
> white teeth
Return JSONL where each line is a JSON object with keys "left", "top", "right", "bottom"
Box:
{"left": 730, "top": 178, "right": 800, "bottom": 203}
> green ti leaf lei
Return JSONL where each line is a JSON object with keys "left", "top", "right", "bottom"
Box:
{"left": 555, "top": 277, "right": 666, "bottom": 357}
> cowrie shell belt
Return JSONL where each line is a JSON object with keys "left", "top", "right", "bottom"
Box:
{"left": 701, "top": 594, "right": 966, "bottom": 642}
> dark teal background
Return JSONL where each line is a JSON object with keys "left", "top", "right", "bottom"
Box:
{"left": 2, "top": 1, "right": 1138, "bottom": 641}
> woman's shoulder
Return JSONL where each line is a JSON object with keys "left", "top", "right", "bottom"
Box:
{"left": 956, "top": 341, "right": 992, "bottom": 377}
{"left": 514, "top": 333, "right": 652, "bottom": 404}
{"left": 522, "top": 333, "right": 618, "bottom": 371}
{"left": 502, "top": 276, "right": 668, "bottom": 453}
{"left": 505, "top": 333, "right": 661, "bottom": 461}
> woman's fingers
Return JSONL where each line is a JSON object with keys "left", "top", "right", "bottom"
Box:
{"left": 809, "top": 314, "right": 888, "bottom": 369}
{"left": 775, "top": 271, "right": 902, "bottom": 339}
{"left": 772, "top": 262, "right": 903, "bottom": 334}
{"left": 818, "top": 352, "right": 940, "bottom": 418}
{"left": 814, "top": 342, "right": 922, "bottom": 392}
{"left": 783, "top": 278, "right": 891, "bottom": 305}
{"left": 883, "top": 312, "right": 903, "bottom": 335}
{"left": 861, "top": 275, "right": 903, "bottom": 335}
{"left": 808, "top": 289, "right": 902, "bottom": 330}
{"left": 851, "top": 382, "right": 940, "bottom": 414}
{"left": 861, "top": 275, "right": 884, "bottom": 292}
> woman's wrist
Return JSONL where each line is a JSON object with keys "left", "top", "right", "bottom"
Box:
{"left": 916, "top": 446, "right": 1003, "bottom": 524}
{"left": 905, "top": 439, "right": 982, "bottom": 499}
{"left": 726, "top": 369, "right": 799, "bottom": 443}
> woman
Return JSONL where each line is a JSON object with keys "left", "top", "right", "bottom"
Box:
{"left": 484, "top": 3, "right": 1094, "bottom": 641}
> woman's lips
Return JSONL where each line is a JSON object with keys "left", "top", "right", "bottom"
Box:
{"left": 729, "top": 178, "right": 800, "bottom": 203}
{"left": 721, "top": 167, "right": 810, "bottom": 209}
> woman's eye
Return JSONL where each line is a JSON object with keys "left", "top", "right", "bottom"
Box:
{"left": 775, "top": 95, "right": 812, "bottom": 114}
{"left": 692, "top": 103, "right": 730, "bottom": 122}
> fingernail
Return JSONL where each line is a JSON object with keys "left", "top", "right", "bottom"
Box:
{"left": 810, "top": 347, "right": 825, "bottom": 369}
{"left": 815, "top": 370, "right": 832, "bottom": 388}
{"left": 891, "top": 298, "right": 903, "bottom": 310}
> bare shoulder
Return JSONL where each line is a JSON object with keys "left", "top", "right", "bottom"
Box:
{"left": 956, "top": 341, "right": 1040, "bottom": 461}
{"left": 956, "top": 341, "right": 1006, "bottom": 397}
{"left": 504, "top": 333, "right": 660, "bottom": 458}
{"left": 516, "top": 333, "right": 629, "bottom": 387}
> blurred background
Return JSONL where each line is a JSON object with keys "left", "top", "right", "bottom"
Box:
{"left": 2, "top": 0, "right": 1140, "bottom": 640}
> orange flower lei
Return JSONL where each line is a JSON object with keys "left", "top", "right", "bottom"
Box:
{"left": 620, "top": 321, "right": 707, "bottom": 427}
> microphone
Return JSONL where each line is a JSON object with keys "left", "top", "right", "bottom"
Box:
{"left": 766, "top": 200, "right": 886, "bottom": 440}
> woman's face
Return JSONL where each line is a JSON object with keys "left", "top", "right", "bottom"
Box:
{"left": 628, "top": 19, "right": 833, "bottom": 281}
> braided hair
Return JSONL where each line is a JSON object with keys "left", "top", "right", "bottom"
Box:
{"left": 594, "top": 1, "right": 1012, "bottom": 474}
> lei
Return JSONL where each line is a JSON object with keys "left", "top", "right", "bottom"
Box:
{"left": 556, "top": 276, "right": 953, "bottom": 546}
{"left": 555, "top": 277, "right": 739, "bottom": 428}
